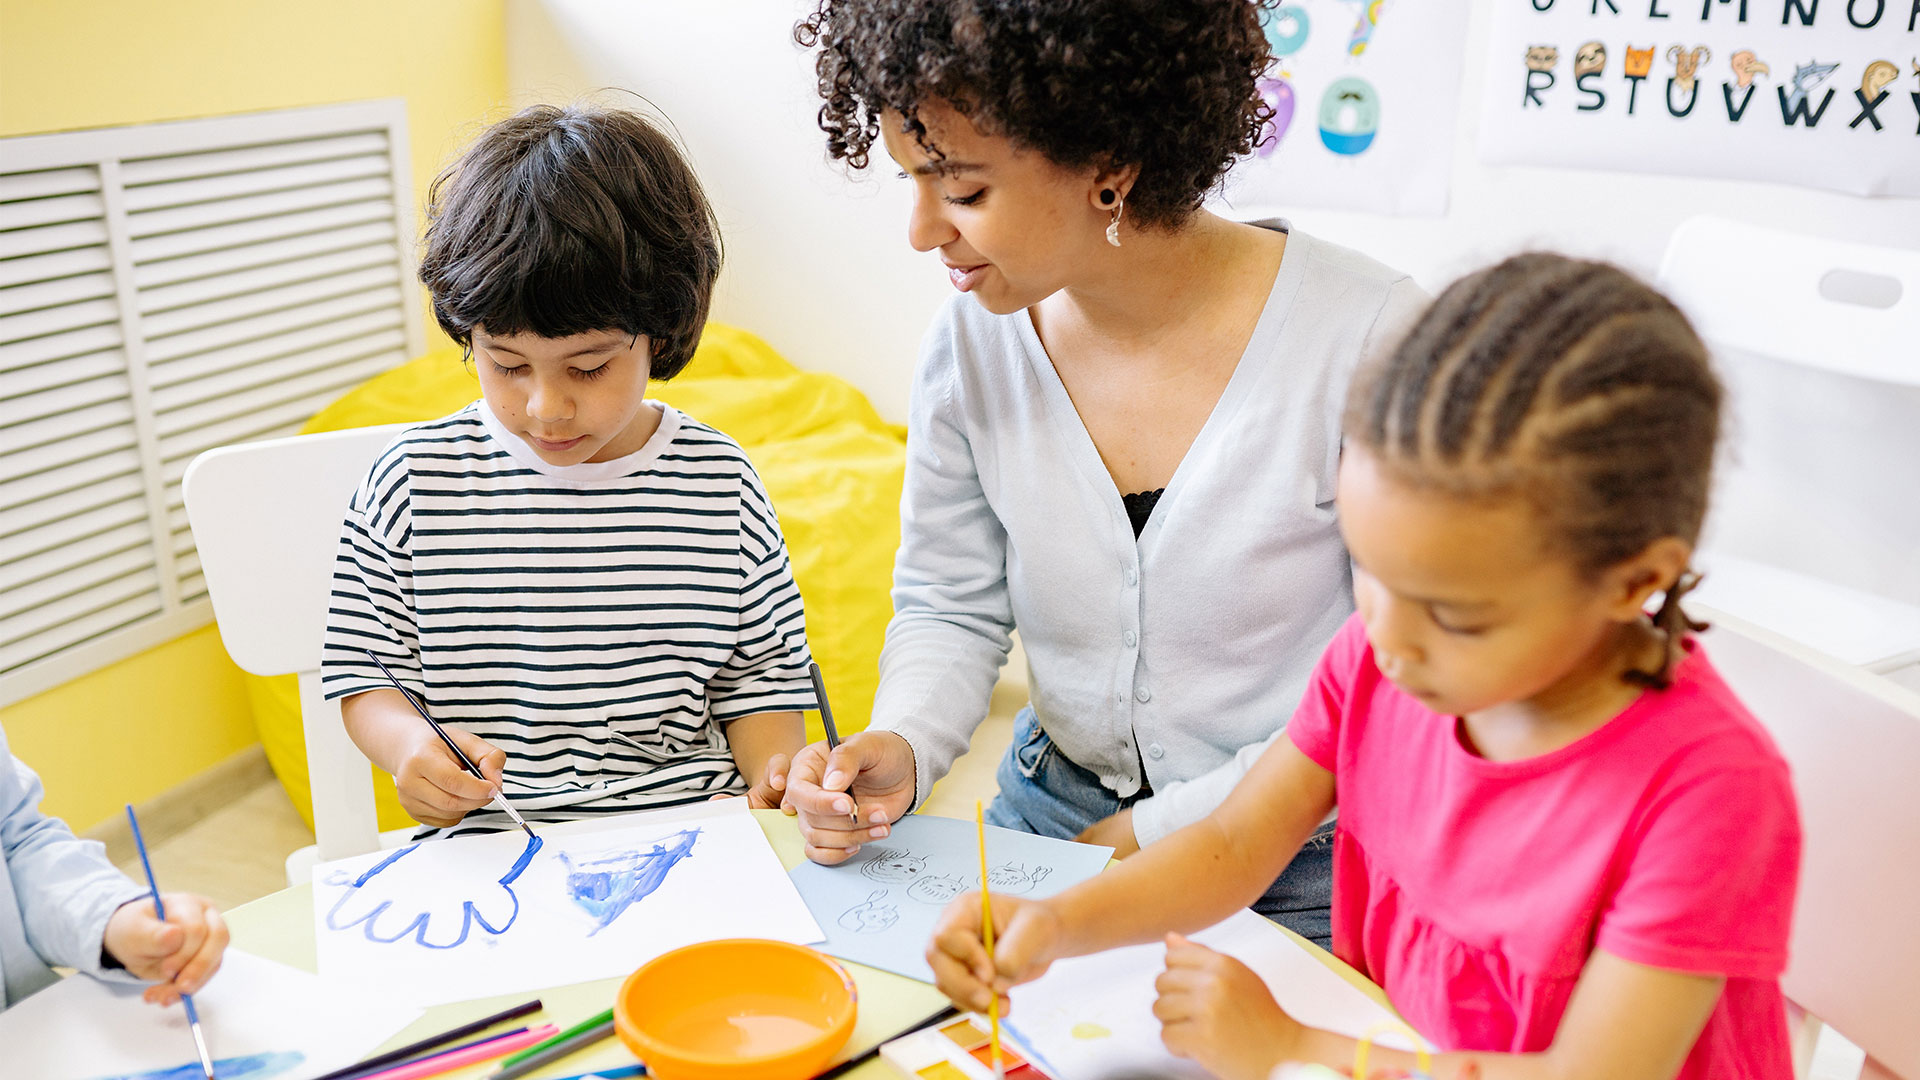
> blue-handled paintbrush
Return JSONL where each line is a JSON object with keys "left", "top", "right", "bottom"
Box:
{"left": 125, "top": 804, "right": 217, "bottom": 1080}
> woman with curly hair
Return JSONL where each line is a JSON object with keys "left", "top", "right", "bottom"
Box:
{"left": 780, "top": 0, "right": 1424, "bottom": 944}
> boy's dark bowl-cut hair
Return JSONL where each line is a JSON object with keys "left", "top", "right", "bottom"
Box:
{"left": 419, "top": 104, "right": 721, "bottom": 380}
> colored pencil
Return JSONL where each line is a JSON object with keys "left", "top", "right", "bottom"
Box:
{"left": 309, "top": 999, "right": 544, "bottom": 1080}
{"left": 494, "top": 1006, "right": 613, "bottom": 1069}
{"left": 486, "top": 1015, "right": 616, "bottom": 1080}
{"left": 362, "top": 649, "right": 535, "bottom": 839}
{"left": 977, "top": 800, "right": 1005, "bottom": 1080}
{"left": 330, "top": 1027, "right": 534, "bottom": 1080}
{"left": 810, "top": 660, "right": 860, "bottom": 825}
{"left": 125, "top": 805, "right": 217, "bottom": 1080}
{"left": 814, "top": 1003, "right": 961, "bottom": 1079}
{"left": 537, "top": 1068, "right": 644, "bottom": 1080}
{"left": 352, "top": 1024, "right": 556, "bottom": 1080}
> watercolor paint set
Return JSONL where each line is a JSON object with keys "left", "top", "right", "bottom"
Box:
{"left": 879, "top": 1015, "right": 1055, "bottom": 1080}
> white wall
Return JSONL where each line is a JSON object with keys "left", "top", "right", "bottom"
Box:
{"left": 505, "top": 0, "right": 1920, "bottom": 423}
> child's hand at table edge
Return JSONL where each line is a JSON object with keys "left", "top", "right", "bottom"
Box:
{"left": 394, "top": 722, "right": 504, "bottom": 828}
{"left": 103, "top": 893, "right": 230, "bottom": 1007}
{"left": 1154, "top": 932, "right": 1303, "bottom": 1080}
{"left": 718, "top": 751, "right": 789, "bottom": 810}
{"left": 928, "top": 893, "right": 1063, "bottom": 1014}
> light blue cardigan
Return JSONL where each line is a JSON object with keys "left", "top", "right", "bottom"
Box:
{"left": 873, "top": 226, "right": 1426, "bottom": 845}
{"left": 0, "top": 724, "right": 145, "bottom": 1009}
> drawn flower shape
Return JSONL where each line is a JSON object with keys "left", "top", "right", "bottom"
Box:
{"left": 857, "top": 847, "right": 928, "bottom": 883}
{"left": 323, "top": 835, "right": 543, "bottom": 949}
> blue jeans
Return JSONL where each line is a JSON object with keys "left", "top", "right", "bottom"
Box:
{"left": 984, "top": 709, "right": 1334, "bottom": 947}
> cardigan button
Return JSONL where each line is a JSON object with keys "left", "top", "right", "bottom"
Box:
{"left": 1135, "top": 686, "right": 1152, "bottom": 703}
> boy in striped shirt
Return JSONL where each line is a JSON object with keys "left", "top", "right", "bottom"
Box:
{"left": 321, "top": 105, "right": 812, "bottom": 837}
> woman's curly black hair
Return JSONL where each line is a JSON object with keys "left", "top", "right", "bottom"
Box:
{"left": 794, "top": 0, "right": 1276, "bottom": 229}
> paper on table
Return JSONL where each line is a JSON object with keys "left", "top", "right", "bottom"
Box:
{"left": 1001, "top": 909, "right": 1415, "bottom": 1080}
{"left": 312, "top": 798, "right": 824, "bottom": 1007}
{"left": 0, "top": 948, "right": 420, "bottom": 1080}
{"left": 786, "top": 813, "right": 1112, "bottom": 983}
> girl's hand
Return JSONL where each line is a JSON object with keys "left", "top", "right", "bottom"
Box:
{"left": 927, "top": 893, "right": 1063, "bottom": 1013}
{"left": 393, "top": 724, "right": 503, "bottom": 828}
{"left": 1154, "top": 933, "right": 1301, "bottom": 1080}
{"left": 782, "top": 732, "right": 916, "bottom": 863}
{"left": 103, "top": 894, "right": 229, "bottom": 1006}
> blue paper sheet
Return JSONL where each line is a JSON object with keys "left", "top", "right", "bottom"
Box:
{"left": 787, "top": 813, "right": 1114, "bottom": 982}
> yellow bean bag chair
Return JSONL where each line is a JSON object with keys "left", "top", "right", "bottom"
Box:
{"left": 249, "top": 323, "right": 905, "bottom": 832}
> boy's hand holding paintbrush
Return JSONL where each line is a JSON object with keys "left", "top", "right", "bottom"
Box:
{"left": 344, "top": 686, "right": 511, "bottom": 829}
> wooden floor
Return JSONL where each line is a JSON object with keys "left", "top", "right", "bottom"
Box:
{"left": 113, "top": 702, "right": 1018, "bottom": 910}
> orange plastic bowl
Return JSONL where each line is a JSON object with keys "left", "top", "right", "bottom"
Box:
{"left": 615, "top": 939, "right": 858, "bottom": 1080}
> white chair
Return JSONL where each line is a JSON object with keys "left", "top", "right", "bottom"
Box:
{"left": 183, "top": 423, "right": 412, "bottom": 881}
{"left": 1658, "top": 217, "right": 1920, "bottom": 688}
{"left": 1696, "top": 606, "right": 1920, "bottom": 1080}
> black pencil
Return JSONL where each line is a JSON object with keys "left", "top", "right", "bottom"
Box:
{"left": 362, "top": 648, "right": 535, "bottom": 839}
{"left": 815, "top": 1003, "right": 962, "bottom": 1079}
{"left": 307, "top": 998, "right": 545, "bottom": 1080}
{"left": 808, "top": 661, "right": 860, "bottom": 825}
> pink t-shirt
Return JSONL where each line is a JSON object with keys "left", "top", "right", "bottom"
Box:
{"left": 1289, "top": 615, "right": 1801, "bottom": 1080}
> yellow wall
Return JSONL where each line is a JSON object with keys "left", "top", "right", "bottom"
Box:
{"left": 0, "top": 0, "right": 508, "bottom": 832}
{"left": 2, "top": 628, "right": 258, "bottom": 829}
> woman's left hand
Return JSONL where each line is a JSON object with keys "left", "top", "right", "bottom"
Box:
{"left": 1154, "top": 933, "right": 1301, "bottom": 1080}
{"left": 1074, "top": 808, "right": 1141, "bottom": 858}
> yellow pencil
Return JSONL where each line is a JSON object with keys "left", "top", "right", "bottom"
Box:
{"left": 976, "top": 800, "right": 1004, "bottom": 1080}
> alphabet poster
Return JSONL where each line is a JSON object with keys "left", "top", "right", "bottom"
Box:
{"left": 1478, "top": 0, "right": 1920, "bottom": 195}
{"left": 1221, "top": 0, "right": 1473, "bottom": 215}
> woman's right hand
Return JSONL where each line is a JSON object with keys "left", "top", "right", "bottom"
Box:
{"left": 392, "top": 724, "right": 504, "bottom": 828}
{"left": 928, "top": 893, "right": 1064, "bottom": 1014}
{"left": 778, "top": 731, "right": 917, "bottom": 863}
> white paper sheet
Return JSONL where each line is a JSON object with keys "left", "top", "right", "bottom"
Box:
{"left": 787, "top": 814, "right": 1113, "bottom": 983}
{"left": 311, "top": 798, "right": 824, "bottom": 1007}
{"left": 1001, "top": 909, "right": 1413, "bottom": 1079}
{"left": 0, "top": 949, "right": 420, "bottom": 1080}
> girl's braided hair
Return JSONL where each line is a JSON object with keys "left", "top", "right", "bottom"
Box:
{"left": 1347, "top": 253, "right": 1723, "bottom": 688}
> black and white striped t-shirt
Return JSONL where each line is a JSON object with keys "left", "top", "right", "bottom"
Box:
{"left": 321, "top": 401, "right": 813, "bottom": 836}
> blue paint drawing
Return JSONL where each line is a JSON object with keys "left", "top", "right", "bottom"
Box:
{"left": 559, "top": 828, "right": 700, "bottom": 934}
{"left": 94, "top": 1050, "right": 303, "bottom": 1080}
{"left": 325, "top": 835, "right": 543, "bottom": 948}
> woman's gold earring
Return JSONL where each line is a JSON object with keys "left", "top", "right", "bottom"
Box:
{"left": 1106, "top": 200, "right": 1124, "bottom": 247}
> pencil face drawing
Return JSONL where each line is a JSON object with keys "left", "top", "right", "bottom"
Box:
{"left": 858, "top": 847, "right": 928, "bottom": 883}
{"left": 323, "top": 834, "right": 542, "bottom": 948}
{"left": 558, "top": 828, "right": 701, "bottom": 934}
{"left": 838, "top": 889, "right": 900, "bottom": 933}
{"left": 986, "top": 861, "right": 1053, "bottom": 894}
{"left": 906, "top": 872, "right": 972, "bottom": 904}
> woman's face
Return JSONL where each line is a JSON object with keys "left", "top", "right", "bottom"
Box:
{"left": 880, "top": 101, "right": 1119, "bottom": 315}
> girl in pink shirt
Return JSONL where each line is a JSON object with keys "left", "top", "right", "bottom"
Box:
{"left": 929, "top": 253, "right": 1801, "bottom": 1080}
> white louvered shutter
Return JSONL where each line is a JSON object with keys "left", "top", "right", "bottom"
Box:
{"left": 0, "top": 100, "right": 423, "bottom": 705}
